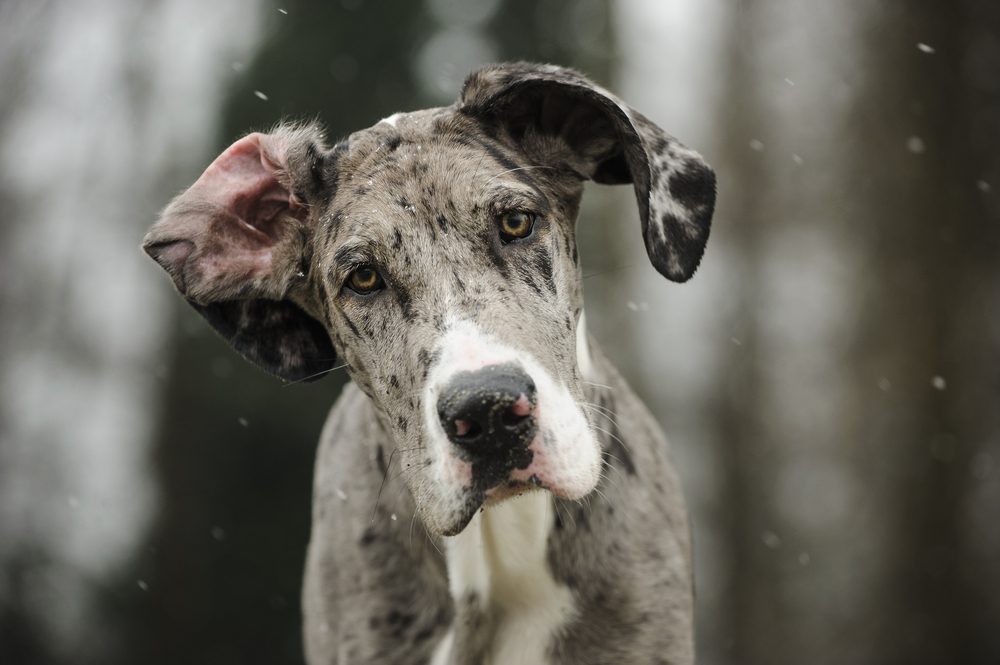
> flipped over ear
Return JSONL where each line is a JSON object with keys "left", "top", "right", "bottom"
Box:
{"left": 460, "top": 62, "right": 716, "bottom": 282}
{"left": 142, "top": 124, "right": 337, "bottom": 382}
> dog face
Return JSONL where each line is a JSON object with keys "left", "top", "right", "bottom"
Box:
{"left": 143, "top": 63, "right": 715, "bottom": 536}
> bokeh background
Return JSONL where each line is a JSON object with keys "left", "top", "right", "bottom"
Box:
{"left": 1, "top": 0, "right": 999, "bottom": 663}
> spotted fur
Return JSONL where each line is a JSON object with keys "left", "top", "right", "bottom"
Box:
{"left": 142, "top": 62, "right": 715, "bottom": 665}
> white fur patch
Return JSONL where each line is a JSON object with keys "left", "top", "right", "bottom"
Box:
{"left": 379, "top": 112, "right": 404, "bottom": 127}
{"left": 436, "top": 491, "right": 576, "bottom": 665}
{"left": 575, "top": 309, "right": 594, "bottom": 380}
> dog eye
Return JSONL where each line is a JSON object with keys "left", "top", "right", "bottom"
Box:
{"left": 497, "top": 210, "right": 536, "bottom": 243}
{"left": 345, "top": 265, "right": 384, "bottom": 295}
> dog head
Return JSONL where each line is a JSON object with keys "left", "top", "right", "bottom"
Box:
{"left": 143, "top": 62, "right": 715, "bottom": 536}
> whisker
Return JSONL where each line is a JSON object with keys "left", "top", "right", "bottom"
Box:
{"left": 579, "top": 402, "right": 623, "bottom": 430}
{"left": 470, "top": 151, "right": 489, "bottom": 192}
{"left": 555, "top": 499, "right": 577, "bottom": 531}
{"left": 424, "top": 525, "right": 444, "bottom": 557}
{"left": 579, "top": 400, "right": 618, "bottom": 417}
{"left": 281, "top": 361, "right": 350, "bottom": 387}
{"left": 590, "top": 422, "right": 632, "bottom": 454}
{"left": 481, "top": 165, "right": 557, "bottom": 190}
{"left": 369, "top": 446, "right": 400, "bottom": 524}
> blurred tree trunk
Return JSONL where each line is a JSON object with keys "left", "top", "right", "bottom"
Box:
{"left": 862, "top": 1, "right": 1000, "bottom": 663}
{"left": 709, "top": 1, "right": 1000, "bottom": 663}
{"left": 712, "top": 2, "right": 771, "bottom": 661}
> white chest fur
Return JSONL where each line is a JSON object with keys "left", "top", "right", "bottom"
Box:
{"left": 432, "top": 491, "right": 576, "bottom": 665}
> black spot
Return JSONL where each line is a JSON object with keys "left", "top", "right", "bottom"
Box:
{"left": 392, "top": 228, "right": 403, "bottom": 249}
{"left": 532, "top": 247, "right": 556, "bottom": 294}
{"left": 359, "top": 527, "right": 377, "bottom": 546}
{"left": 389, "top": 374, "right": 399, "bottom": 389}
{"left": 516, "top": 263, "right": 544, "bottom": 297}
{"left": 482, "top": 230, "right": 509, "bottom": 278}
{"left": 387, "top": 611, "right": 415, "bottom": 637}
{"left": 342, "top": 313, "right": 362, "bottom": 338}
{"left": 452, "top": 269, "right": 466, "bottom": 293}
{"left": 414, "top": 627, "right": 434, "bottom": 643}
{"left": 397, "top": 415, "right": 408, "bottom": 433}
{"left": 383, "top": 133, "right": 402, "bottom": 151}
{"left": 657, "top": 211, "right": 708, "bottom": 281}
{"left": 375, "top": 445, "right": 387, "bottom": 473}
{"left": 668, "top": 161, "right": 716, "bottom": 212}
{"left": 306, "top": 142, "right": 325, "bottom": 194}
{"left": 436, "top": 214, "right": 449, "bottom": 232}
{"left": 396, "top": 284, "right": 414, "bottom": 321}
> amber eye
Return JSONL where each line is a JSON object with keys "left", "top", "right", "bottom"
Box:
{"left": 498, "top": 210, "right": 536, "bottom": 242}
{"left": 346, "top": 265, "right": 384, "bottom": 295}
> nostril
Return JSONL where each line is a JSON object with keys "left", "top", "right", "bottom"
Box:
{"left": 511, "top": 393, "right": 532, "bottom": 416}
{"left": 501, "top": 405, "right": 532, "bottom": 430}
{"left": 453, "top": 418, "right": 483, "bottom": 440}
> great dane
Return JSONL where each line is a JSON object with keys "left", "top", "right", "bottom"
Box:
{"left": 143, "top": 62, "right": 716, "bottom": 665}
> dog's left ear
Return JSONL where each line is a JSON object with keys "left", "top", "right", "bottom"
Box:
{"left": 460, "top": 62, "right": 716, "bottom": 282}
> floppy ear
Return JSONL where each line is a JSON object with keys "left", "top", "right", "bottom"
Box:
{"left": 142, "top": 123, "right": 337, "bottom": 382}
{"left": 459, "top": 62, "right": 716, "bottom": 282}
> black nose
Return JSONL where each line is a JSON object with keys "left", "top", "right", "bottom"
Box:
{"left": 437, "top": 363, "right": 537, "bottom": 462}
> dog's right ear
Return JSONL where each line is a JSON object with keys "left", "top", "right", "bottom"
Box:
{"left": 142, "top": 124, "right": 337, "bottom": 383}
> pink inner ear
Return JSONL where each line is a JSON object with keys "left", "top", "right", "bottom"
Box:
{"left": 189, "top": 133, "right": 296, "bottom": 244}
{"left": 144, "top": 131, "right": 308, "bottom": 302}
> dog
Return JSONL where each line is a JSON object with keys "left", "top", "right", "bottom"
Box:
{"left": 143, "top": 62, "right": 716, "bottom": 665}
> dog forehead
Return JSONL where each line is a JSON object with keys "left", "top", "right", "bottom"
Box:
{"left": 341, "top": 106, "right": 473, "bottom": 161}
{"left": 324, "top": 108, "right": 517, "bottom": 224}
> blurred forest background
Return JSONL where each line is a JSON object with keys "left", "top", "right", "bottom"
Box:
{"left": 1, "top": 0, "right": 998, "bottom": 664}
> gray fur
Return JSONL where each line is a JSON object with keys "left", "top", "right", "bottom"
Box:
{"left": 142, "top": 62, "right": 716, "bottom": 665}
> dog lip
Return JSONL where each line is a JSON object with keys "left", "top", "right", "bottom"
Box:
{"left": 440, "top": 490, "right": 486, "bottom": 537}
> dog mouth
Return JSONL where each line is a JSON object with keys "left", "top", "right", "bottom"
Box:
{"left": 441, "top": 477, "right": 546, "bottom": 536}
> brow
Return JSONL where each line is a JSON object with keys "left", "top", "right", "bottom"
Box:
{"left": 332, "top": 238, "right": 382, "bottom": 275}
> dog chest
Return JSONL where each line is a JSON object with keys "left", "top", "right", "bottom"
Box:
{"left": 432, "top": 491, "right": 575, "bottom": 665}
